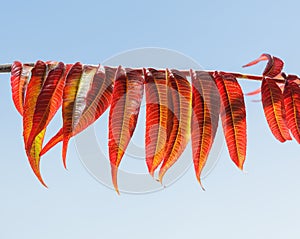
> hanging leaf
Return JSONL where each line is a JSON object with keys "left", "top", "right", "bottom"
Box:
{"left": 109, "top": 66, "right": 144, "bottom": 193}
{"left": 75, "top": 66, "right": 115, "bottom": 134}
{"left": 158, "top": 69, "right": 192, "bottom": 182}
{"left": 10, "top": 61, "right": 33, "bottom": 115}
{"left": 27, "top": 62, "right": 66, "bottom": 150}
{"left": 60, "top": 63, "right": 98, "bottom": 167}
{"left": 40, "top": 65, "right": 115, "bottom": 156}
{"left": 261, "top": 77, "right": 291, "bottom": 142}
{"left": 283, "top": 78, "right": 300, "bottom": 143}
{"left": 243, "top": 53, "right": 284, "bottom": 78}
{"left": 23, "top": 60, "right": 47, "bottom": 186}
{"left": 214, "top": 72, "right": 247, "bottom": 169}
{"left": 145, "top": 68, "right": 169, "bottom": 176}
{"left": 190, "top": 70, "right": 220, "bottom": 188}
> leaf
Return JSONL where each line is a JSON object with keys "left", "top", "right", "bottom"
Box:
{"left": 261, "top": 77, "right": 291, "bottom": 142}
{"left": 27, "top": 62, "right": 66, "bottom": 150}
{"left": 60, "top": 63, "right": 98, "bottom": 167}
{"left": 158, "top": 69, "right": 192, "bottom": 182}
{"left": 109, "top": 66, "right": 144, "bottom": 193}
{"left": 243, "top": 53, "right": 284, "bottom": 78}
{"left": 10, "top": 61, "right": 33, "bottom": 115}
{"left": 40, "top": 65, "right": 115, "bottom": 156}
{"left": 283, "top": 79, "right": 300, "bottom": 143}
{"left": 144, "top": 68, "right": 169, "bottom": 176}
{"left": 190, "top": 70, "right": 220, "bottom": 188}
{"left": 74, "top": 65, "right": 115, "bottom": 134}
{"left": 213, "top": 72, "right": 247, "bottom": 169}
{"left": 23, "top": 60, "right": 47, "bottom": 186}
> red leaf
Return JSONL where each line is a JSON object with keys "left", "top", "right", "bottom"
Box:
{"left": 190, "top": 70, "right": 220, "bottom": 188}
{"left": 56, "top": 63, "right": 98, "bottom": 167}
{"left": 74, "top": 66, "right": 114, "bottom": 134}
{"left": 214, "top": 72, "right": 247, "bottom": 169}
{"left": 60, "top": 62, "right": 84, "bottom": 167}
{"left": 40, "top": 65, "right": 115, "bottom": 156}
{"left": 283, "top": 80, "right": 300, "bottom": 143}
{"left": 10, "top": 62, "right": 33, "bottom": 115}
{"left": 158, "top": 69, "right": 192, "bottom": 182}
{"left": 27, "top": 62, "right": 66, "bottom": 149}
{"left": 109, "top": 66, "right": 144, "bottom": 193}
{"left": 243, "top": 53, "right": 284, "bottom": 78}
{"left": 23, "top": 60, "right": 47, "bottom": 186}
{"left": 145, "top": 68, "right": 169, "bottom": 176}
{"left": 261, "top": 77, "right": 291, "bottom": 142}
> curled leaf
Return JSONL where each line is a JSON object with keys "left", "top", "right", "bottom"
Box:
{"left": 214, "top": 72, "right": 247, "bottom": 169}
{"left": 243, "top": 53, "right": 284, "bottom": 78}
{"left": 109, "top": 66, "right": 144, "bottom": 193}
{"left": 261, "top": 77, "right": 291, "bottom": 142}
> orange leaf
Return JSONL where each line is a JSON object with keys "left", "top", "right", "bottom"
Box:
{"left": 40, "top": 65, "right": 115, "bottom": 156}
{"left": 23, "top": 60, "right": 47, "bottom": 186}
{"left": 10, "top": 61, "right": 33, "bottom": 115}
{"left": 145, "top": 68, "right": 169, "bottom": 176}
{"left": 27, "top": 62, "right": 66, "bottom": 149}
{"left": 243, "top": 53, "right": 284, "bottom": 78}
{"left": 61, "top": 64, "right": 98, "bottom": 167}
{"left": 190, "top": 70, "right": 220, "bottom": 188}
{"left": 214, "top": 72, "right": 247, "bottom": 169}
{"left": 158, "top": 69, "right": 192, "bottom": 182}
{"left": 74, "top": 65, "right": 114, "bottom": 134}
{"left": 261, "top": 77, "right": 291, "bottom": 142}
{"left": 283, "top": 79, "right": 300, "bottom": 143}
{"left": 109, "top": 66, "right": 144, "bottom": 193}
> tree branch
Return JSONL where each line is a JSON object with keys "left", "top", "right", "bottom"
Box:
{"left": 0, "top": 63, "right": 286, "bottom": 83}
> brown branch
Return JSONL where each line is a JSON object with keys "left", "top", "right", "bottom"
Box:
{"left": 0, "top": 63, "right": 286, "bottom": 83}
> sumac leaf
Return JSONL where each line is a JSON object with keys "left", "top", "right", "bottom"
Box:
{"left": 214, "top": 72, "right": 247, "bottom": 169}
{"left": 243, "top": 53, "right": 284, "bottom": 78}
{"left": 27, "top": 62, "right": 66, "bottom": 149}
{"left": 158, "top": 69, "right": 192, "bottom": 182}
{"left": 10, "top": 61, "right": 33, "bottom": 115}
{"left": 261, "top": 77, "right": 291, "bottom": 142}
{"left": 40, "top": 65, "right": 115, "bottom": 156}
{"left": 190, "top": 70, "right": 220, "bottom": 188}
{"left": 145, "top": 68, "right": 169, "bottom": 176}
{"left": 283, "top": 80, "right": 300, "bottom": 143}
{"left": 109, "top": 66, "right": 144, "bottom": 193}
{"left": 23, "top": 60, "right": 47, "bottom": 186}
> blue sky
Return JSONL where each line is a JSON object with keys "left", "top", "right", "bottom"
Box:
{"left": 0, "top": 0, "right": 300, "bottom": 238}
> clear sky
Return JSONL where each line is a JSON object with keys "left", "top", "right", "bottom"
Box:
{"left": 0, "top": 0, "right": 300, "bottom": 238}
